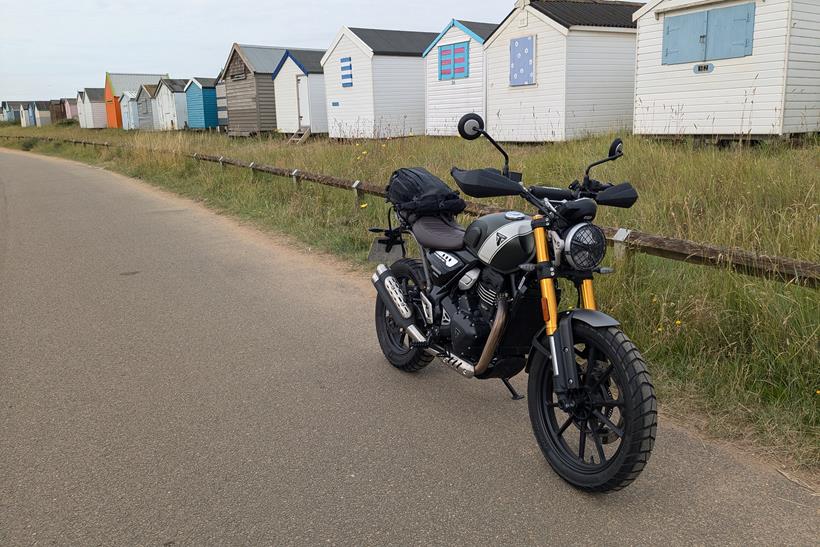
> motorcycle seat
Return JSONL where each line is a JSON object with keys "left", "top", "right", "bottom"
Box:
{"left": 411, "top": 216, "right": 465, "bottom": 251}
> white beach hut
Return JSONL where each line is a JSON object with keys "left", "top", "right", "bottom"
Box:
{"left": 633, "top": 0, "right": 820, "bottom": 137}
{"left": 79, "top": 88, "right": 108, "bottom": 128}
{"left": 272, "top": 48, "right": 328, "bottom": 136}
{"left": 321, "top": 27, "right": 438, "bottom": 138}
{"left": 423, "top": 19, "right": 498, "bottom": 136}
{"left": 484, "top": 0, "right": 641, "bottom": 142}
{"left": 120, "top": 91, "right": 139, "bottom": 130}
{"left": 155, "top": 78, "right": 189, "bottom": 130}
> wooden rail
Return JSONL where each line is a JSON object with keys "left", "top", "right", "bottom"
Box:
{"left": 2, "top": 134, "right": 818, "bottom": 288}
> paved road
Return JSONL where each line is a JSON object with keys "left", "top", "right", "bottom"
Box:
{"left": 0, "top": 149, "right": 817, "bottom": 545}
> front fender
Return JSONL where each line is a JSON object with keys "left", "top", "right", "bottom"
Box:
{"left": 524, "top": 309, "right": 620, "bottom": 373}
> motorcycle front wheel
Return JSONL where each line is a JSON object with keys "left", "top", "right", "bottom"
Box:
{"left": 528, "top": 323, "right": 657, "bottom": 492}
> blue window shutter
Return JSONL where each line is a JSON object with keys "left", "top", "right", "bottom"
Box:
{"left": 340, "top": 57, "right": 353, "bottom": 88}
{"left": 509, "top": 36, "right": 535, "bottom": 86}
{"left": 439, "top": 44, "right": 454, "bottom": 80}
{"left": 452, "top": 41, "right": 470, "bottom": 79}
{"left": 705, "top": 3, "right": 755, "bottom": 61}
{"left": 662, "top": 11, "right": 707, "bottom": 65}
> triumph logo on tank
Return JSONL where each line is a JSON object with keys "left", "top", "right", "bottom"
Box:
{"left": 496, "top": 232, "right": 508, "bottom": 245}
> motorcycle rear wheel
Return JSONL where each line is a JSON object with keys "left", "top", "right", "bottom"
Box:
{"left": 374, "top": 258, "right": 434, "bottom": 372}
{"left": 528, "top": 323, "right": 657, "bottom": 492}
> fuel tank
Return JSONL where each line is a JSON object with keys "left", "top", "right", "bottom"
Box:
{"left": 463, "top": 212, "right": 535, "bottom": 274}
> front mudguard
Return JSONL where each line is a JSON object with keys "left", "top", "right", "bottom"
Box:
{"left": 525, "top": 309, "right": 620, "bottom": 376}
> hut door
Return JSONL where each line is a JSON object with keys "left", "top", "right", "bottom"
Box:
{"left": 296, "top": 75, "right": 310, "bottom": 129}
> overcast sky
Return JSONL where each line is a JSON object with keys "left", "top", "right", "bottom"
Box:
{"left": 0, "top": 0, "right": 519, "bottom": 100}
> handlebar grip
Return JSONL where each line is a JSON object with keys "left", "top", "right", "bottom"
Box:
{"left": 529, "top": 186, "right": 575, "bottom": 201}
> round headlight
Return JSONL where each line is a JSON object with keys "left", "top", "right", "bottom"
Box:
{"left": 563, "top": 223, "right": 606, "bottom": 271}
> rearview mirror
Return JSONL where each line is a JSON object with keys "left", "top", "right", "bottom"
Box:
{"left": 608, "top": 138, "right": 624, "bottom": 159}
{"left": 458, "top": 113, "right": 484, "bottom": 140}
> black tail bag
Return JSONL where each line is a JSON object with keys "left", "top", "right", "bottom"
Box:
{"left": 386, "top": 167, "right": 466, "bottom": 222}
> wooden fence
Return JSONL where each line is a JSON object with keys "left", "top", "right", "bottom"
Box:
{"left": 2, "top": 134, "right": 818, "bottom": 288}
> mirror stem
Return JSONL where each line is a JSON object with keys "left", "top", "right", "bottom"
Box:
{"left": 480, "top": 130, "right": 510, "bottom": 178}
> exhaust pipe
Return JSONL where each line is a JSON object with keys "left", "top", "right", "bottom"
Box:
{"left": 423, "top": 298, "right": 508, "bottom": 378}
{"left": 373, "top": 264, "right": 509, "bottom": 379}
{"left": 372, "top": 264, "right": 425, "bottom": 344}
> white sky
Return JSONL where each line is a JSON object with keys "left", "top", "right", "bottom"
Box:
{"left": 0, "top": 0, "right": 517, "bottom": 100}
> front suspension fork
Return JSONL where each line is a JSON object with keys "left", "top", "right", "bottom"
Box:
{"left": 532, "top": 217, "right": 597, "bottom": 396}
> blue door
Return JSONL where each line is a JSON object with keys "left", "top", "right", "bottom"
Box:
{"left": 705, "top": 3, "right": 755, "bottom": 61}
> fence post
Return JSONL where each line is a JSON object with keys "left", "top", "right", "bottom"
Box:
{"left": 218, "top": 156, "right": 224, "bottom": 170}
{"left": 612, "top": 228, "right": 632, "bottom": 264}
{"left": 291, "top": 169, "right": 300, "bottom": 186}
{"left": 352, "top": 180, "right": 362, "bottom": 209}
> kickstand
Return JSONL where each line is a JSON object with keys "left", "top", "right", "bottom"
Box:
{"left": 501, "top": 378, "right": 524, "bottom": 400}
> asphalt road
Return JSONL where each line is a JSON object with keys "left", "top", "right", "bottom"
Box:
{"left": 0, "top": 149, "right": 817, "bottom": 546}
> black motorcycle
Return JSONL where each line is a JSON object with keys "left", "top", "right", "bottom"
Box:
{"left": 370, "top": 114, "right": 656, "bottom": 492}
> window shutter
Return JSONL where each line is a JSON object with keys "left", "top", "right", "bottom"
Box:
{"left": 452, "top": 42, "right": 470, "bottom": 79}
{"left": 439, "top": 45, "right": 454, "bottom": 80}
{"left": 340, "top": 57, "right": 353, "bottom": 88}
{"left": 705, "top": 3, "right": 755, "bottom": 61}
{"left": 662, "top": 11, "right": 707, "bottom": 65}
{"left": 509, "top": 36, "right": 535, "bottom": 86}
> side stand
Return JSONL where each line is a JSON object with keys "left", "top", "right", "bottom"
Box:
{"left": 502, "top": 378, "right": 524, "bottom": 400}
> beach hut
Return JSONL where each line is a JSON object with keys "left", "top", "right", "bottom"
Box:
{"left": 135, "top": 84, "right": 159, "bottom": 130}
{"left": 62, "top": 98, "right": 78, "bottom": 119}
{"left": 155, "top": 78, "right": 189, "bottom": 130}
{"left": 184, "top": 77, "right": 218, "bottom": 129}
{"left": 76, "top": 91, "right": 87, "bottom": 127}
{"left": 423, "top": 20, "right": 497, "bottom": 136}
{"left": 32, "top": 102, "right": 52, "bottom": 126}
{"left": 104, "top": 72, "right": 167, "bottom": 128}
{"left": 120, "top": 92, "right": 138, "bottom": 130}
{"left": 633, "top": 0, "right": 820, "bottom": 137}
{"left": 483, "top": 0, "right": 641, "bottom": 141}
{"left": 80, "top": 88, "right": 108, "bottom": 128}
{"left": 272, "top": 48, "right": 328, "bottom": 136}
{"left": 220, "top": 43, "right": 286, "bottom": 135}
{"left": 216, "top": 70, "right": 228, "bottom": 131}
{"left": 321, "top": 27, "right": 438, "bottom": 138}
{"left": 48, "top": 100, "right": 66, "bottom": 123}
{"left": 19, "top": 104, "right": 35, "bottom": 127}
{"left": 2, "top": 101, "right": 25, "bottom": 122}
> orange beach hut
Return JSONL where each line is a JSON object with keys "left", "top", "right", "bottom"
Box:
{"left": 105, "top": 72, "right": 167, "bottom": 128}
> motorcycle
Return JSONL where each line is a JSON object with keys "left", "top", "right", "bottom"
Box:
{"left": 370, "top": 113, "right": 656, "bottom": 492}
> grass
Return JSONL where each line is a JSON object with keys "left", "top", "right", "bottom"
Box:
{"left": 1, "top": 125, "right": 818, "bottom": 471}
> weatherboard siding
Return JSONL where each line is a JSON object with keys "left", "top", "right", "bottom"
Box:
{"left": 634, "top": 0, "right": 791, "bottom": 135}
{"left": 307, "top": 73, "right": 328, "bottom": 133}
{"left": 372, "top": 56, "right": 426, "bottom": 138}
{"left": 137, "top": 93, "right": 155, "bottom": 130}
{"left": 216, "top": 82, "right": 228, "bottom": 128}
{"left": 425, "top": 26, "right": 486, "bottom": 136}
{"left": 485, "top": 7, "right": 567, "bottom": 141}
{"left": 564, "top": 30, "right": 636, "bottom": 139}
{"left": 324, "top": 34, "right": 375, "bottom": 138}
{"left": 225, "top": 52, "right": 264, "bottom": 134}
{"left": 274, "top": 57, "right": 302, "bottom": 133}
{"left": 186, "top": 84, "right": 218, "bottom": 129}
{"left": 783, "top": 0, "right": 820, "bottom": 133}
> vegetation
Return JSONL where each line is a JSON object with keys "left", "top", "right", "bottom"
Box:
{"left": 1, "top": 125, "right": 818, "bottom": 470}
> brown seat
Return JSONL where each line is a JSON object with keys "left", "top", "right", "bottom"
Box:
{"left": 411, "top": 216, "right": 465, "bottom": 250}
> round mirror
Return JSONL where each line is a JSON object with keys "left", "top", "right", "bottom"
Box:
{"left": 458, "top": 113, "right": 484, "bottom": 141}
{"left": 609, "top": 137, "right": 624, "bottom": 158}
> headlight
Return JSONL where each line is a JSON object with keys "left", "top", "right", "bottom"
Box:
{"left": 563, "top": 223, "right": 606, "bottom": 271}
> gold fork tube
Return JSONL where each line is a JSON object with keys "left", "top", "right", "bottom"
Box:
{"left": 580, "top": 279, "right": 597, "bottom": 310}
{"left": 532, "top": 216, "right": 559, "bottom": 336}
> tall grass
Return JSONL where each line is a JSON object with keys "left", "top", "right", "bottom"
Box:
{"left": 1, "top": 126, "right": 817, "bottom": 469}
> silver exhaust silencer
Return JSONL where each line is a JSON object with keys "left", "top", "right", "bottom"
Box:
{"left": 372, "top": 264, "right": 425, "bottom": 343}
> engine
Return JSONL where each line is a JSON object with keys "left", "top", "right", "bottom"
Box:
{"left": 441, "top": 268, "right": 505, "bottom": 361}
